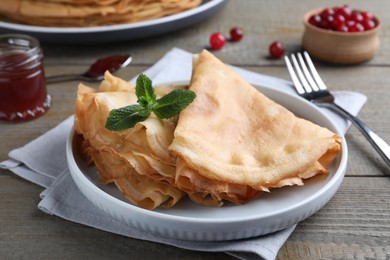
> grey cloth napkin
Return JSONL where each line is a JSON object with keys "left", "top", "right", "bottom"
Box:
{"left": 0, "top": 48, "right": 367, "bottom": 260}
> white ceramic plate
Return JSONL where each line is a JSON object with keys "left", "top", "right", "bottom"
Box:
{"left": 66, "top": 82, "right": 348, "bottom": 241}
{"left": 0, "top": 0, "right": 227, "bottom": 44}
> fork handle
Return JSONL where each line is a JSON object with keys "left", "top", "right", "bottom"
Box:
{"left": 321, "top": 102, "right": 390, "bottom": 170}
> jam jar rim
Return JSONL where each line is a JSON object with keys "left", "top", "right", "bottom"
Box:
{"left": 0, "top": 34, "right": 43, "bottom": 71}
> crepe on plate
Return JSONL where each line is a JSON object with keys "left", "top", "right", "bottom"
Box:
{"left": 74, "top": 71, "right": 185, "bottom": 210}
{"left": 0, "top": 0, "right": 202, "bottom": 27}
{"left": 74, "top": 51, "right": 341, "bottom": 210}
{"left": 168, "top": 50, "right": 341, "bottom": 207}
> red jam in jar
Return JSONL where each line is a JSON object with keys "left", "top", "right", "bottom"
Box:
{"left": 0, "top": 34, "right": 50, "bottom": 122}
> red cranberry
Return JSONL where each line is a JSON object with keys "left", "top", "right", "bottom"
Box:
{"left": 335, "top": 24, "right": 348, "bottom": 32}
{"left": 269, "top": 41, "right": 285, "bottom": 59}
{"left": 362, "top": 19, "right": 376, "bottom": 30}
{"left": 348, "top": 22, "right": 364, "bottom": 32}
{"left": 320, "top": 8, "right": 335, "bottom": 18}
{"left": 308, "top": 15, "right": 321, "bottom": 26}
{"left": 320, "top": 15, "right": 334, "bottom": 29}
{"left": 361, "top": 11, "right": 374, "bottom": 20}
{"left": 332, "top": 14, "right": 346, "bottom": 29}
{"left": 346, "top": 20, "right": 356, "bottom": 27}
{"left": 209, "top": 32, "right": 226, "bottom": 50}
{"left": 229, "top": 27, "right": 244, "bottom": 42}
{"left": 351, "top": 11, "right": 364, "bottom": 23}
{"left": 336, "top": 4, "right": 352, "bottom": 18}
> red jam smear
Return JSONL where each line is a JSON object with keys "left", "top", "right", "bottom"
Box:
{"left": 0, "top": 52, "right": 50, "bottom": 122}
{"left": 86, "top": 55, "right": 129, "bottom": 78}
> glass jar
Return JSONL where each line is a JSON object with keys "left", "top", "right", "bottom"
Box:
{"left": 0, "top": 34, "right": 51, "bottom": 122}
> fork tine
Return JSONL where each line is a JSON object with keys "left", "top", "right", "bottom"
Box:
{"left": 303, "top": 51, "right": 327, "bottom": 90}
{"left": 284, "top": 55, "right": 306, "bottom": 95}
{"left": 290, "top": 53, "right": 313, "bottom": 93}
{"left": 297, "top": 52, "right": 320, "bottom": 91}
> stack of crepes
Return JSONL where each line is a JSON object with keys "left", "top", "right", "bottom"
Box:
{"left": 74, "top": 50, "right": 341, "bottom": 210}
{"left": 0, "top": 0, "right": 202, "bottom": 27}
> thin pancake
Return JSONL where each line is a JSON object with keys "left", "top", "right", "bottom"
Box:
{"left": 169, "top": 50, "right": 341, "bottom": 206}
{"left": 74, "top": 71, "right": 184, "bottom": 210}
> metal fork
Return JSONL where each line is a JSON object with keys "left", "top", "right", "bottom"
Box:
{"left": 284, "top": 51, "right": 390, "bottom": 170}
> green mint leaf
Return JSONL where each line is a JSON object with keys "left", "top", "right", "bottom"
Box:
{"left": 105, "top": 104, "right": 150, "bottom": 131}
{"left": 105, "top": 74, "right": 196, "bottom": 131}
{"left": 136, "top": 74, "right": 155, "bottom": 107}
{"left": 153, "top": 89, "right": 196, "bottom": 119}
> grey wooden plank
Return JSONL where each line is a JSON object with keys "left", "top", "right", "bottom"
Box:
{"left": 278, "top": 176, "right": 390, "bottom": 259}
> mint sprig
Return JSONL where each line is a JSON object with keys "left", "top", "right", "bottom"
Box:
{"left": 105, "top": 74, "right": 196, "bottom": 131}
{"left": 135, "top": 74, "right": 155, "bottom": 108}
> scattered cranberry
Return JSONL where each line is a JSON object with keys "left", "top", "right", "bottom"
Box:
{"left": 229, "top": 27, "right": 244, "bottom": 42}
{"left": 269, "top": 41, "right": 285, "bottom": 59}
{"left": 308, "top": 5, "right": 377, "bottom": 32}
{"left": 209, "top": 32, "right": 226, "bottom": 50}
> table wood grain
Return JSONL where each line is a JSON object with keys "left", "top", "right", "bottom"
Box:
{"left": 1, "top": 0, "right": 389, "bottom": 259}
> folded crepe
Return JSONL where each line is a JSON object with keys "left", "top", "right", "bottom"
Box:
{"left": 74, "top": 71, "right": 184, "bottom": 210}
{"left": 168, "top": 50, "right": 342, "bottom": 207}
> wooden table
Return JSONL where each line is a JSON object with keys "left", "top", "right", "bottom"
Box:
{"left": 1, "top": 0, "right": 390, "bottom": 259}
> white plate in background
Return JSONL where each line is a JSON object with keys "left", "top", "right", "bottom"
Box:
{"left": 0, "top": 0, "right": 227, "bottom": 44}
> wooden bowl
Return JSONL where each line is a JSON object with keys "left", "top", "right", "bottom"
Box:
{"left": 302, "top": 8, "right": 380, "bottom": 64}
